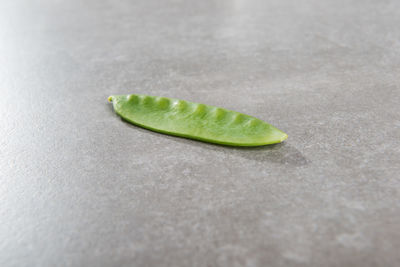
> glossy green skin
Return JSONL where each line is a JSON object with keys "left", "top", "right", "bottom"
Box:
{"left": 108, "top": 94, "right": 288, "bottom": 146}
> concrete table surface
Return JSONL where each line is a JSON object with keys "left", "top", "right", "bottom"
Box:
{"left": 1, "top": 0, "right": 400, "bottom": 266}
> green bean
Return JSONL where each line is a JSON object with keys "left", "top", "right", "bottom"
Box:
{"left": 108, "top": 94, "right": 287, "bottom": 146}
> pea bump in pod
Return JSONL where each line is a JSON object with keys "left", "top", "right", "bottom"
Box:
{"left": 108, "top": 94, "right": 288, "bottom": 146}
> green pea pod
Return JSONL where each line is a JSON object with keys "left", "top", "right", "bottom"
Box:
{"left": 108, "top": 94, "right": 287, "bottom": 146}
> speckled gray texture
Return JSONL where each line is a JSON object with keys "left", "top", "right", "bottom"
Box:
{"left": 1, "top": 0, "right": 400, "bottom": 266}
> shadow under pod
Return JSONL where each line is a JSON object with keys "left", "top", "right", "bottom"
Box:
{"left": 166, "top": 135, "right": 309, "bottom": 167}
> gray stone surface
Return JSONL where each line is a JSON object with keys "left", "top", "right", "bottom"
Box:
{"left": 1, "top": 0, "right": 400, "bottom": 266}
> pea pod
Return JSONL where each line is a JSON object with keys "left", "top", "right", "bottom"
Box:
{"left": 108, "top": 94, "right": 287, "bottom": 146}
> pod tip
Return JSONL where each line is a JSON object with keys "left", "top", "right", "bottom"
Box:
{"left": 281, "top": 133, "right": 288, "bottom": 142}
{"left": 108, "top": 96, "right": 113, "bottom": 102}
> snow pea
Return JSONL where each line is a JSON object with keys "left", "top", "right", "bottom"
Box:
{"left": 108, "top": 94, "right": 287, "bottom": 146}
